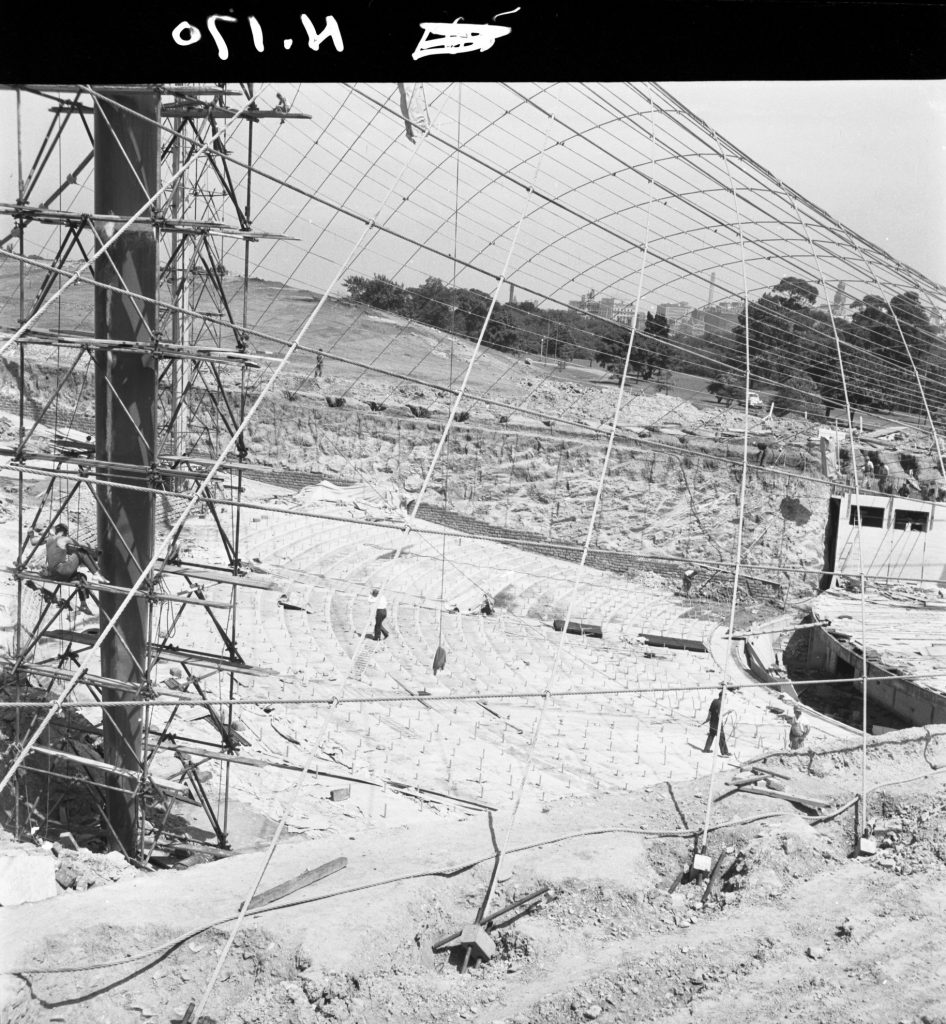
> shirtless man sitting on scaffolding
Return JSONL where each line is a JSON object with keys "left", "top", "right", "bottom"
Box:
{"left": 43, "top": 523, "right": 107, "bottom": 616}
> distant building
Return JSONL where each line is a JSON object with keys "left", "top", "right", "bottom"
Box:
{"left": 831, "top": 280, "right": 847, "bottom": 319}
{"left": 702, "top": 301, "right": 741, "bottom": 339}
{"left": 825, "top": 490, "right": 946, "bottom": 585}
{"left": 655, "top": 301, "right": 696, "bottom": 338}
{"left": 569, "top": 291, "right": 616, "bottom": 320}
{"left": 656, "top": 301, "right": 691, "bottom": 325}
{"left": 612, "top": 302, "right": 646, "bottom": 329}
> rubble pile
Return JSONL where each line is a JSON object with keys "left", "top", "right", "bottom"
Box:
{"left": 871, "top": 796, "right": 946, "bottom": 875}
{"left": 53, "top": 844, "right": 139, "bottom": 891}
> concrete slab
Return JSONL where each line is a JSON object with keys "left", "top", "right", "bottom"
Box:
{"left": 0, "top": 847, "right": 58, "bottom": 906}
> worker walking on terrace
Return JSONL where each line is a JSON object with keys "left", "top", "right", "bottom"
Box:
{"left": 702, "top": 686, "right": 730, "bottom": 756}
{"left": 44, "top": 523, "right": 107, "bottom": 615}
{"left": 788, "top": 706, "right": 811, "bottom": 750}
{"left": 371, "top": 587, "right": 389, "bottom": 641}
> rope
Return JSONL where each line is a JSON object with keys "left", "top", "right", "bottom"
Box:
{"left": 17, "top": 756, "right": 946, "bottom": 981}
{"left": 187, "top": 92, "right": 452, "bottom": 1024}
{"left": 783, "top": 195, "right": 873, "bottom": 839}
{"left": 9, "top": 109, "right": 946, "bottom": 411}
{"left": 3, "top": 668, "right": 944, "bottom": 708}
{"left": 9, "top": 452, "right": 943, "bottom": 588}
{"left": 6, "top": 243, "right": 940, "bottom": 456}
{"left": 436, "top": 87, "right": 464, "bottom": 654}
{"left": 189, "top": 87, "right": 558, "bottom": 1017}
{"left": 8, "top": 811, "right": 796, "bottom": 979}
{"left": 59, "top": 82, "right": 946, "bottom": 390}
{"left": 698, "top": 128, "right": 758, "bottom": 853}
{"left": 480, "top": 86, "right": 659, "bottom": 924}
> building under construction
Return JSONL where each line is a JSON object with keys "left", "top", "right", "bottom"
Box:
{"left": 1, "top": 82, "right": 946, "bottom": 1022}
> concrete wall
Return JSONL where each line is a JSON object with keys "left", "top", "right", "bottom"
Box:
{"left": 806, "top": 624, "right": 946, "bottom": 726}
{"left": 831, "top": 492, "right": 946, "bottom": 585}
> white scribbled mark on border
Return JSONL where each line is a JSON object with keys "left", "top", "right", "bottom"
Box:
{"left": 412, "top": 7, "right": 519, "bottom": 60}
{"left": 171, "top": 21, "right": 202, "bottom": 47}
{"left": 206, "top": 14, "right": 238, "bottom": 60}
{"left": 300, "top": 14, "right": 344, "bottom": 52}
{"left": 248, "top": 15, "right": 265, "bottom": 52}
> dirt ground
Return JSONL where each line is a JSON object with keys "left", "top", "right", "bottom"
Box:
{"left": 3, "top": 728, "right": 946, "bottom": 1024}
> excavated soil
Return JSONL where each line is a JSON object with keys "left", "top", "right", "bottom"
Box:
{"left": 3, "top": 730, "right": 946, "bottom": 1024}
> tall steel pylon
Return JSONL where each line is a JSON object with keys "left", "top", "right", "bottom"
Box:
{"left": 0, "top": 84, "right": 307, "bottom": 860}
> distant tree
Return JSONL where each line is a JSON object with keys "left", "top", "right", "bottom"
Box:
{"left": 770, "top": 276, "right": 818, "bottom": 307}
{"left": 827, "top": 290, "right": 937, "bottom": 414}
{"left": 454, "top": 288, "right": 492, "bottom": 338}
{"left": 888, "top": 290, "right": 935, "bottom": 368}
{"left": 543, "top": 309, "right": 588, "bottom": 362}
{"left": 593, "top": 322, "right": 631, "bottom": 374}
{"left": 773, "top": 371, "right": 820, "bottom": 417}
{"left": 808, "top": 311, "right": 892, "bottom": 417}
{"left": 706, "top": 371, "right": 742, "bottom": 406}
{"left": 484, "top": 323, "right": 520, "bottom": 353}
{"left": 343, "top": 274, "right": 407, "bottom": 314}
{"left": 734, "top": 277, "right": 820, "bottom": 384}
{"left": 628, "top": 312, "right": 672, "bottom": 379}
{"left": 408, "top": 277, "right": 453, "bottom": 330}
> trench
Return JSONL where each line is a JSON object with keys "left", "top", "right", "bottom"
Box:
{"left": 782, "top": 647, "right": 912, "bottom": 733}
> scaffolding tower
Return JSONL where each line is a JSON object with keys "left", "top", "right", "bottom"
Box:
{"left": 1, "top": 84, "right": 308, "bottom": 860}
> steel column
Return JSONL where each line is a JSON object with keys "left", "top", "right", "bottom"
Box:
{"left": 93, "top": 88, "right": 159, "bottom": 855}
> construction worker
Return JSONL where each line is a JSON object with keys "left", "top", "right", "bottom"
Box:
{"left": 788, "top": 706, "right": 811, "bottom": 750}
{"left": 371, "top": 587, "right": 389, "bottom": 641}
{"left": 44, "top": 523, "right": 106, "bottom": 615}
{"left": 164, "top": 666, "right": 188, "bottom": 691}
{"left": 681, "top": 567, "right": 697, "bottom": 596}
{"left": 702, "top": 687, "right": 730, "bottom": 756}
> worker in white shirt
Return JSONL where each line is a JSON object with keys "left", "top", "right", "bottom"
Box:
{"left": 371, "top": 587, "right": 389, "bottom": 641}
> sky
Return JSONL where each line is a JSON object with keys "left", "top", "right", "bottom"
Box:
{"left": 2, "top": 80, "right": 945, "bottom": 294}
{"left": 666, "top": 80, "right": 946, "bottom": 286}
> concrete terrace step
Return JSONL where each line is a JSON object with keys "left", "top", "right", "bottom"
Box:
{"left": 73, "top": 501, "right": 813, "bottom": 833}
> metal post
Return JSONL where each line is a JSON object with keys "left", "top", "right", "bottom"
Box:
{"left": 169, "top": 114, "right": 191, "bottom": 480}
{"left": 94, "top": 88, "right": 159, "bottom": 855}
{"left": 169, "top": 118, "right": 183, "bottom": 479}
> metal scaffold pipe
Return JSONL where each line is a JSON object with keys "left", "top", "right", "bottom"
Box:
{"left": 93, "top": 88, "right": 159, "bottom": 856}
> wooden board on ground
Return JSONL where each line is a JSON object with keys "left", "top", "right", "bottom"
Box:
{"left": 638, "top": 633, "right": 707, "bottom": 653}
{"left": 242, "top": 857, "right": 347, "bottom": 912}
{"left": 553, "top": 619, "right": 603, "bottom": 638}
{"left": 735, "top": 786, "right": 833, "bottom": 812}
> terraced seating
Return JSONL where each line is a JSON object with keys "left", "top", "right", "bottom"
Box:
{"left": 18, "top": 499, "right": 853, "bottom": 835}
